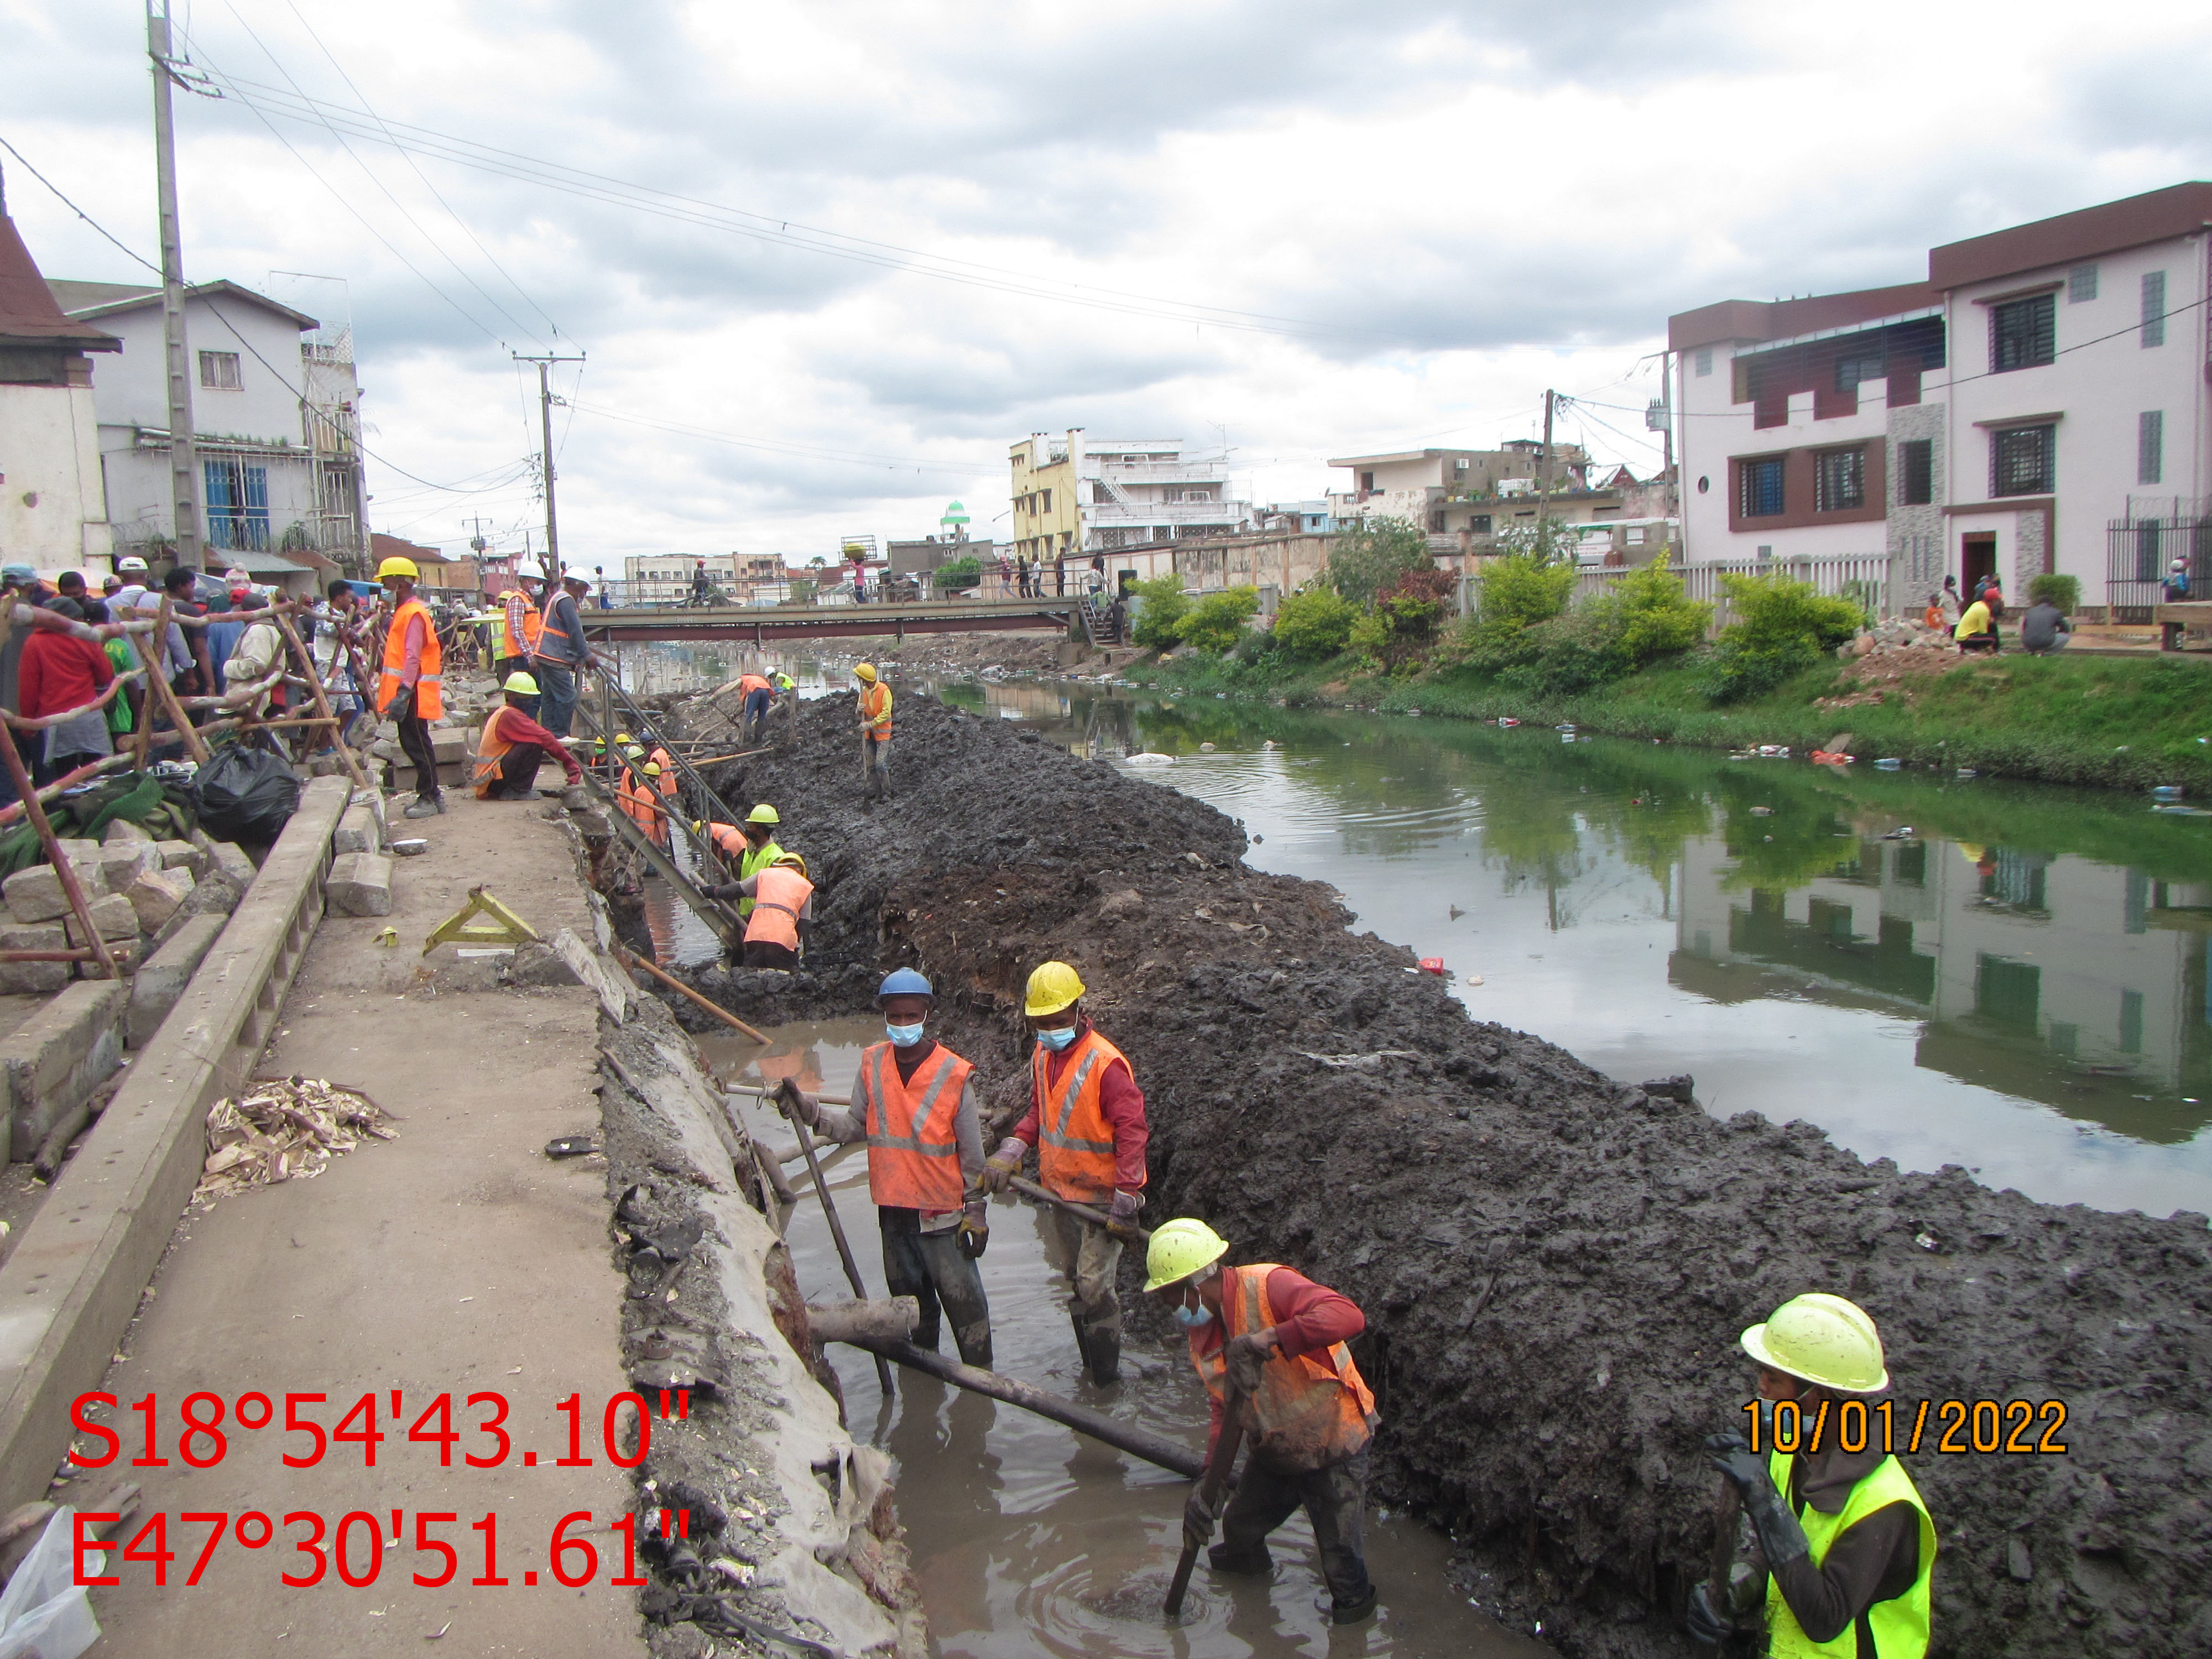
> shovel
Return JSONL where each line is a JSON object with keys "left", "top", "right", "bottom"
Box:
{"left": 1165, "top": 1385, "right": 1246, "bottom": 1618}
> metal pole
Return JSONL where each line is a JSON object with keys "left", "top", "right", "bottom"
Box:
{"left": 514, "top": 353, "right": 584, "bottom": 580}
{"left": 148, "top": 0, "right": 200, "bottom": 570}
{"left": 782, "top": 1107, "right": 896, "bottom": 1400}
{"left": 1537, "top": 387, "right": 1556, "bottom": 556}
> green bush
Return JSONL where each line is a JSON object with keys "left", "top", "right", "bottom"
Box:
{"left": 1457, "top": 553, "right": 1578, "bottom": 666}
{"left": 1173, "top": 586, "right": 1261, "bottom": 654}
{"left": 1272, "top": 586, "right": 1360, "bottom": 658}
{"left": 934, "top": 556, "right": 980, "bottom": 591}
{"left": 1347, "top": 610, "right": 1390, "bottom": 667}
{"left": 1719, "top": 571, "right": 1863, "bottom": 654}
{"left": 2028, "top": 572, "right": 2081, "bottom": 612}
{"left": 1611, "top": 562, "right": 1712, "bottom": 661}
{"left": 1697, "top": 637, "right": 1821, "bottom": 703}
{"left": 1129, "top": 573, "right": 1192, "bottom": 650}
{"left": 1326, "top": 518, "right": 1433, "bottom": 608}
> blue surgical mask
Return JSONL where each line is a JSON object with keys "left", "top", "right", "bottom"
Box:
{"left": 1172, "top": 1302, "right": 1214, "bottom": 1329}
{"left": 885, "top": 1021, "right": 926, "bottom": 1048}
{"left": 1036, "top": 1025, "right": 1078, "bottom": 1052}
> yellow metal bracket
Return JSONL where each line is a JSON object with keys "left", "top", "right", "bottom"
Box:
{"left": 423, "top": 886, "right": 542, "bottom": 954}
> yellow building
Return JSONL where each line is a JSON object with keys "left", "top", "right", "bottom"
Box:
{"left": 1009, "top": 431, "right": 1082, "bottom": 568}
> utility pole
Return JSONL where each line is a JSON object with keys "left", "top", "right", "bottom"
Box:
{"left": 515, "top": 352, "right": 584, "bottom": 578}
{"left": 1536, "top": 388, "right": 1556, "bottom": 556}
{"left": 149, "top": 1, "right": 200, "bottom": 570}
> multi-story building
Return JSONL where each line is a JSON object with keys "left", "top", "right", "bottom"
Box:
{"left": 1009, "top": 430, "right": 1249, "bottom": 564}
{"left": 0, "top": 197, "right": 119, "bottom": 571}
{"left": 46, "top": 276, "right": 367, "bottom": 573}
{"left": 625, "top": 553, "right": 740, "bottom": 605}
{"left": 1670, "top": 181, "right": 2212, "bottom": 614}
{"left": 1327, "top": 442, "right": 1615, "bottom": 551}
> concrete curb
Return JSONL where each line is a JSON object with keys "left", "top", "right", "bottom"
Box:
{"left": 0, "top": 776, "right": 351, "bottom": 1512}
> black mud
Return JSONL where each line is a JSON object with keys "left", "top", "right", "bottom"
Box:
{"left": 648, "top": 688, "right": 2212, "bottom": 1659}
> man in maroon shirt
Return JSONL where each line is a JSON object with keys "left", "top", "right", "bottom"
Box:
{"left": 472, "top": 672, "right": 585, "bottom": 800}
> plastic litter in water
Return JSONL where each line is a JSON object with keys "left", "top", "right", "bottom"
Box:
{"left": 1875, "top": 758, "right": 1903, "bottom": 769}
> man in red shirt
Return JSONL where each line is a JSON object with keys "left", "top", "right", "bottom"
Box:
{"left": 472, "top": 672, "right": 584, "bottom": 801}
{"left": 18, "top": 597, "right": 117, "bottom": 784}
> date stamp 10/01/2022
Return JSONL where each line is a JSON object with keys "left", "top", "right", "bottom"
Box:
{"left": 1741, "top": 1396, "right": 2070, "bottom": 1457}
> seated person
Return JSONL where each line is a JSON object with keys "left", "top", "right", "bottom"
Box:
{"left": 472, "top": 671, "right": 584, "bottom": 800}
{"left": 1952, "top": 596, "right": 1997, "bottom": 654}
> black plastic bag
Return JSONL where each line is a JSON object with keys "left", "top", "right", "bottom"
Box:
{"left": 193, "top": 735, "right": 301, "bottom": 844}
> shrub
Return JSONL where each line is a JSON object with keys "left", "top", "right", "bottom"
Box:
{"left": 1457, "top": 553, "right": 1578, "bottom": 665}
{"left": 2028, "top": 572, "right": 2082, "bottom": 612}
{"left": 1129, "top": 573, "right": 1192, "bottom": 650}
{"left": 1326, "top": 518, "right": 1433, "bottom": 608}
{"left": 934, "top": 555, "right": 980, "bottom": 591}
{"left": 1719, "top": 571, "right": 1863, "bottom": 654}
{"left": 1272, "top": 586, "right": 1360, "bottom": 658}
{"left": 1698, "top": 637, "right": 1822, "bottom": 703}
{"left": 1611, "top": 561, "right": 1712, "bottom": 661}
{"left": 1347, "top": 610, "right": 1390, "bottom": 667}
{"left": 1173, "top": 586, "right": 1261, "bottom": 654}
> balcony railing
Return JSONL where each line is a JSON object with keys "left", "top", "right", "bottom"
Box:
{"left": 1089, "top": 463, "right": 1230, "bottom": 487}
{"left": 1086, "top": 500, "right": 1244, "bottom": 525}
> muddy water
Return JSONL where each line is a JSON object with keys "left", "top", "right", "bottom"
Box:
{"left": 696, "top": 1019, "right": 1552, "bottom": 1659}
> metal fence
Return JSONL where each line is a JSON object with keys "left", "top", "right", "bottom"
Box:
{"left": 1569, "top": 553, "right": 1892, "bottom": 631}
{"left": 2105, "top": 517, "right": 2211, "bottom": 620}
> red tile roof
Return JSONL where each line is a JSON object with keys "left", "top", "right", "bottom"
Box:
{"left": 0, "top": 213, "right": 122, "bottom": 351}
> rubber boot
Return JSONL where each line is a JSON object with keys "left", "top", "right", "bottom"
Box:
{"left": 1084, "top": 1318, "right": 1121, "bottom": 1386}
{"left": 1068, "top": 1309, "right": 1094, "bottom": 1379}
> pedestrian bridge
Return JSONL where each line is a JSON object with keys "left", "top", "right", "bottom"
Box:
{"left": 580, "top": 596, "right": 1079, "bottom": 646}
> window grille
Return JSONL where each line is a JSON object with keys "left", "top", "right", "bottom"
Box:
{"left": 1990, "top": 294, "right": 2055, "bottom": 372}
{"left": 1739, "top": 457, "right": 1785, "bottom": 518}
{"left": 2067, "top": 264, "right": 2098, "bottom": 302}
{"left": 1991, "top": 425, "right": 2053, "bottom": 497}
{"left": 2139, "top": 411, "right": 2164, "bottom": 486}
{"left": 1814, "top": 448, "right": 1865, "bottom": 512}
{"left": 2141, "top": 271, "right": 2167, "bottom": 347}
{"left": 1898, "top": 439, "right": 1934, "bottom": 505}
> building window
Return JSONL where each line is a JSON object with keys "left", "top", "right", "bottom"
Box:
{"left": 2139, "top": 411, "right": 2164, "bottom": 486}
{"left": 2142, "top": 270, "right": 2167, "bottom": 347}
{"left": 1359, "top": 471, "right": 1376, "bottom": 492}
{"left": 1898, "top": 439, "right": 1934, "bottom": 505}
{"left": 1468, "top": 514, "right": 1491, "bottom": 533}
{"left": 1813, "top": 447, "right": 1865, "bottom": 512}
{"left": 1990, "top": 293, "right": 2055, "bottom": 372}
{"left": 198, "top": 350, "right": 242, "bottom": 390}
{"left": 1040, "top": 488, "right": 1051, "bottom": 513}
{"left": 1739, "top": 457, "right": 1785, "bottom": 518}
{"left": 1694, "top": 347, "right": 1713, "bottom": 377}
{"left": 202, "top": 458, "right": 269, "bottom": 550}
{"left": 1991, "top": 424, "right": 2054, "bottom": 497}
{"left": 1834, "top": 351, "right": 1884, "bottom": 392}
{"left": 2068, "top": 264, "right": 2098, "bottom": 303}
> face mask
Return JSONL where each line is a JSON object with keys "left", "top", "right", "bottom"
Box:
{"left": 1172, "top": 1302, "right": 1214, "bottom": 1329}
{"left": 1036, "top": 1025, "right": 1078, "bottom": 1052}
{"left": 885, "top": 1021, "right": 926, "bottom": 1048}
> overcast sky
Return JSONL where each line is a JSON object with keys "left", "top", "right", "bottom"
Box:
{"left": 5, "top": 0, "right": 2210, "bottom": 567}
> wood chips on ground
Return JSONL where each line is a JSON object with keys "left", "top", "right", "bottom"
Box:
{"left": 196, "top": 1078, "right": 394, "bottom": 1199}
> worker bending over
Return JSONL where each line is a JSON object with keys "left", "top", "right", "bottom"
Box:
{"left": 1146, "top": 1218, "right": 1379, "bottom": 1625}
{"left": 736, "top": 669, "right": 773, "bottom": 742}
{"left": 473, "top": 672, "right": 585, "bottom": 800}
{"left": 775, "top": 969, "right": 992, "bottom": 1365}
{"left": 1691, "top": 1293, "right": 1937, "bottom": 1656}
{"left": 854, "top": 662, "right": 892, "bottom": 799}
{"left": 648, "top": 740, "right": 679, "bottom": 804}
{"left": 710, "top": 851, "right": 811, "bottom": 969}
{"left": 982, "top": 961, "right": 1146, "bottom": 1385}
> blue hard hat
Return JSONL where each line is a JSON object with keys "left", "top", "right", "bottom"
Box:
{"left": 878, "top": 968, "right": 933, "bottom": 1000}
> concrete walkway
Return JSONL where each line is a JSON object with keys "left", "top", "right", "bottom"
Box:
{"left": 71, "top": 787, "right": 644, "bottom": 1656}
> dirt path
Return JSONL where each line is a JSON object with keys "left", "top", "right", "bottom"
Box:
{"left": 653, "top": 688, "right": 2212, "bottom": 1659}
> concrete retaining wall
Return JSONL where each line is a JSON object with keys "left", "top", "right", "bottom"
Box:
{"left": 0, "top": 980, "right": 128, "bottom": 1162}
{"left": 0, "top": 776, "right": 350, "bottom": 1512}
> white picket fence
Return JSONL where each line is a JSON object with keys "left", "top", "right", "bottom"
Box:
{"left": 1570, "top": 553, "right": 1893, "bottom": 632}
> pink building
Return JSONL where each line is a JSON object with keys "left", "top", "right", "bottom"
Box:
{"left": 1670, "top": 182, "right": 2211, "bottom": 615}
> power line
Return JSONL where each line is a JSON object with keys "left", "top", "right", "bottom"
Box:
{"left": 0, "top": 134, "right": 165, "bottom": 276}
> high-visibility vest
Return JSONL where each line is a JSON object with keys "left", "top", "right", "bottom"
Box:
{"left": 523, "top": 606, "right": 542, "bottom": 650}
{"left": 702, "top": 822, "right": 748, "bottom": 858}
{"left": 1194, "top": 1263, "right": 1376, "bottom": 1473}
{"left": 734, "top": 835, "right": 782, "bottom": 917}
{"left": 649, "top": 747, "right": 677, "bottom": 797}
{"left": 744, "top": 864, "right": 812, "bottom": 951}
{"left": 1031, "top": 1027, "right": 1130, "bottom": 1204}
{"left": 534, "top": 590, "right": 572, "bottom": 661}
{"left": 1765, "top": 1449, "right": 1936, "bottom": 1659}
{"left": 472, "top": 704, "right": 530, "bottom": 798}
{"left": 858, "top": 1040, "right": 973, "bottom": 1212}
{"left": 859, "top": 681, "right": 891, "bottom": 738}
{"left": 738, "top": 674, "right": 770, "bottom": 696}
{"left": 377, "top": 598, "right": 442, "bottom": 719}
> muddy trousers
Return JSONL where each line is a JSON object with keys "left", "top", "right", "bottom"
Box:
{"left": 879, "top": 1217, "right": 992, "bottom": 1369}
{"left": 1212, "top": 1447, "right": 1372, "bottom": 1612}
{"left": 862, "top": 733, "right": 890, "bottom": 797}
{"left": 1038, "top": 1206, "right": 1122, "bottom": 1383}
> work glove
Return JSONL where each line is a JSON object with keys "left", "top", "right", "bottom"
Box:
{"left": 1688, "top": 1562, "right": 1760, "bottom": 1645}
{"left": 706, "top": 880, "right": 744, "bottom": 902}
{"left": 1223, "top": 1331, "right": 1272, "bottom": 1397}
{"left": 1182, "top": 1483, "right": 1223, "bottom": 1541}
{"left": 1686, "top": 1580, "right": 1733, "bottom": 1646}
{"left": 1705, "top": 1433, "right": 1809, "bottom": 1569}
{"left": 958, "top": 1207, "right": 988, "bottom": 1260}
{"left": 771, "top": 1078, "right": 820, "bottom": 1130}
{"left": 981, "top": 1138, "right": 1026, "bottom": 1193}
{"left": 1704, "top": 1432, "right": 1768, "bottom": 1497}
{"left": 1109, "top": 1189, "right": 1143, "bottom": 1222}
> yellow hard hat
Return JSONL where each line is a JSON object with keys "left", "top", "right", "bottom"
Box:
{"left": 1740, "top": 1293, "right": 1889, "bottom": 1394}
{"left": 375, "top": 555, "right": 419, "bottom": 581}
{"left": 692, "top": 820, "right": 705, "bottom": 834}
{"left": 1025, "top": 960, "right": 1086, "bottom": 1018}
{"left": 854, "top": 662, "right": 878, "bottom": 682}
{"left": 773, "top": 852, "right": 808, "bottom": 875}
{"left": 615, "top": 732, "right": 633, "bottom": 743}
{"left": 503, "top": 671, "right": 539, "bottom": 696}
{"left": 641, "top": 762, "right": 662, "bottom": 776}
{"left": 746, "top": 804, "right": 781, "bottom": 825}
{"left": 1144, "top": 1218, "right": 1229, "bottom": 1293}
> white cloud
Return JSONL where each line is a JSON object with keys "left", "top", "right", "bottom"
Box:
{"left": 4, "top": 0, "right": 2210, "bottom": 562}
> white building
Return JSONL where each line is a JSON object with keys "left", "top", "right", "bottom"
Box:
{"left": 0, "top": 195, "right": 118, "bottom": 571}
{"left": 46, "top": 277, "right": 366, "bottom": 573}
{"left": 625, "top": 553, "right": 739, "bottom": 606}
{"left": 1009, "top": 431, "right": 1250, "bottom": 566}
{"left": 1670, "top": 182, "right": 2212, "bottom": 614}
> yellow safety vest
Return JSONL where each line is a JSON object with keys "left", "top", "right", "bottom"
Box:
{"left": 1765, "top": 1449, "right": 1936, "bottom": 1659}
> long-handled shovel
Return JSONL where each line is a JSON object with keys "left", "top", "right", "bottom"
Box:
{"left": 773, "top": 1084, "right": 895, "bottom": 1402}
{"left": 1165, "top": 1386, "right": 1245, "bottom": 1618}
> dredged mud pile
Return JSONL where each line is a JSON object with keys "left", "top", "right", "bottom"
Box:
{"left": 658, "top": 690, "right": 2211, "bottom": 1659}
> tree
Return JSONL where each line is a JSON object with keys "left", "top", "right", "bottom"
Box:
{"left": 1129, "top": 572, "right": 1192, "bottom": 650}
{"left": 935, "top": 555, "right": 981, "bottom": 591}
{"left": 1173, "top": 587, "right": 1261, "bottom": 654}
{"left": 1326, "top": 518, "right": 1433, "bottom": 608}
{"left": 2028, "top": 572, "right": 2081, "bottom": 612}
{"left": 1272, "top": 586, "right": 1360, "bottom": 658}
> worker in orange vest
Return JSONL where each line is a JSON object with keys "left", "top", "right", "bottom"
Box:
{"left": 472, "top": 671, "right": 585, "bottom": 800}
{"left": 735, "top": 669, "right": 773, "bottom": 742}
{"left": 771, "top": 969, "right": 992, "bottom": 1366}
{"left": 854, "top": 662, "right": 892, "bottom": 799}
{"left": 709, "top": 851, "right": 811, "bottom": 969}
{"left": 374, "top": 555, "right": 445, "bottom": 820}
{"left": 980, "top": 960, "right": 1147, "bottom": 1385}
{"left": 1145, "top": 1218, "right": 1379, "bottom": 1624}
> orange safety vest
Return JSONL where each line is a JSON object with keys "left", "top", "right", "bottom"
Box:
{"left": 859, "top": 681, "right": 891, "bottom": 739}
{"left": 377, "top": 597, "right": 442, "bottom": 719}
{"left": 859, "top": 1040, "right": 973, "bottom": 1212}
{"left": 1031, "top": 1027, "right": 1130, "bottom": 1204}
{"left": 738, "top": 674, "right": 770, "bottom": 696}
{"left": 522, "top": 606, "right": 542, "bottom": 650}
{"left": 649, "top": 747, "right": 677, "bottom": 797}
{"left": 1195, "top": 1263, "right": 1376, "bottom": 1473}
{"left": 472, "top": 704, "right": 531, "bottom": 798}
{"left": 744, "top": 863, "right": 813, "bottom": 951}
{"left": 703, "top": 821, "right": 748, "bottom": 857}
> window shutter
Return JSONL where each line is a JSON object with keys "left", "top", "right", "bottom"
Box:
{"left": 2138, "top": 411, "right": 2164, "bottom": 486}
{"left": 2067, "top": 264, "right": 2098, "bottom": 303}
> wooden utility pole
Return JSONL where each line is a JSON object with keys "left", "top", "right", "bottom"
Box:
{"left": 515, "top": 353, "right": 585, "bottom": 579}
{"left": 1536, "top": 388, "right": 1557, "bottom": 555}
{"left": 148, "top": 1, "right": 200, "bottom": 569}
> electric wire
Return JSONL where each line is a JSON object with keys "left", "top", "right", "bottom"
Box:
{"left": 0, "top": 135, "right": 165, "bottom": 277}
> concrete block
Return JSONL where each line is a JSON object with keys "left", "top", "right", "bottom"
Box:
{"left": 208, "top": 842, "right": 257, "bottom": 890}
{"left": 176, "top": 871, "right": 244, "bottom": 922}
{"left": 0, "top": 959, "right": 68, "bottom": 995}
{"left": 381, "top": 760, "right": 467, "bottom": 791}
{"left": 4, "top": 857, "right": 105, "bottom": 925}
{"left": 431, "top": 729, "right": 471, "bottom": 764}
{"left": 65, "top": 893, "right": 147, "bottom": 947}
{"left": 127, "top": 912, "right": 227, "bottom": 1048}
{"left": 326, "top": 852, "right": 393, "bottom": 917}
{"left": 101, "top": 818, "right": 154, "bottom": 846}
{"left": 0, "top": 924, "right": 65, "bottom": 952}
{"left": 126, "top": 867, "right": 196, "bottom": 934}
{"left": 93, "top": 841, "right": 160, "bottom": 892}
{"left": 1, "top": 978, "right": 126, "bottom": 1153}
{"left": 333, "top": 801, "right": 385, "bottom": 855}
{"left": 156, "top": 840, "right": 203, "bottom": 875}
